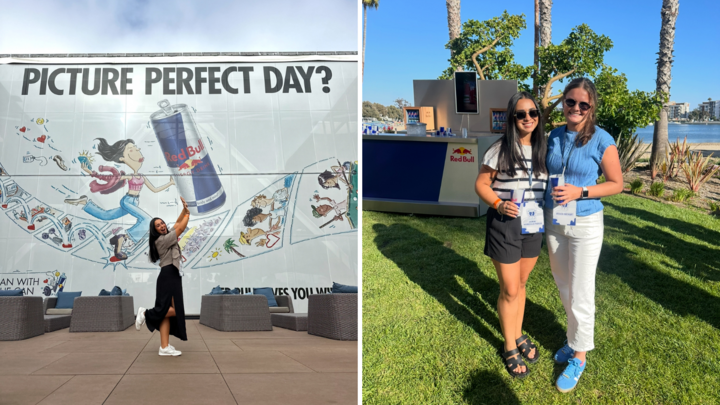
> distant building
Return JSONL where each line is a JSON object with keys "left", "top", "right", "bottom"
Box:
{"left": 699, "top": 100, "right": 720, "bottom": 119}
{"left": 667, "top": 101, "right": 690, "bottom": 120}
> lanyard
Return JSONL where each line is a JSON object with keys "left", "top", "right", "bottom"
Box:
{"left": 560, "top": 127, "right": 577, "bottom": 177}
{"left": 518, "top": 143, "right": 533, "bottom": 188}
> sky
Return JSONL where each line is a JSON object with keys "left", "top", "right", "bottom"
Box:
{"left": 0, "top": 0, "right": 358, "bottom": 53}
{"left": 362, "top": 0, "right": 719, "bottom": 110}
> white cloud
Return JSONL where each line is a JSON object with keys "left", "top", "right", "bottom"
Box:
{"left": 0, "top": 0, "right": 358, "bottom": 53}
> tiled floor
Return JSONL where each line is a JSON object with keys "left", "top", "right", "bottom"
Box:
{"left": 0, "top": 320, "right": 358, "bottom": 404}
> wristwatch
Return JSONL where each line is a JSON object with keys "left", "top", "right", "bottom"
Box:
{"left": 581, "top": 186, "right": 589, "bottom": 199}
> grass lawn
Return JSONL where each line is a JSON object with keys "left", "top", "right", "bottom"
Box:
{"left": 362, "top": 193, "right": 720, "bottom": 404}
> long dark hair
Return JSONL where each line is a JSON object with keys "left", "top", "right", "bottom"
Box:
{"left": 562, "top": 78, "right": 598, "bottom": 146}
{"left": 487, "top": 91, "right": 547, "bottom": 178}
{"left": 148, "top": 217, "right": 164, "bottom": 264}
{"left": 243, "top": 207, "right": 263, "bottom": 226}
{"left": 96, "top": 138, "right": 135, "bottom": 163}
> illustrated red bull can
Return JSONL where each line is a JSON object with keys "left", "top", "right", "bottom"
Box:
{"left": 150, "top": 100, "right": 226, "bottom": 215}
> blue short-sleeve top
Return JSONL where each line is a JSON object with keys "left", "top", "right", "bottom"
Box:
{"left": 544, "top": 125, "right": 616, "bottom": 216}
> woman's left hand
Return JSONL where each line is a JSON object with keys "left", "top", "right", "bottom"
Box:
{"left": 180, "top": 197, "right": 188, "bottom": 212}
{"left": 552, "top": 184, "right": 582, "bottom": 203}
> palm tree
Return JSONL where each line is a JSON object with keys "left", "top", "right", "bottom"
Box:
{"left": 446, "top": 0, "right": 461, "bottom": 71}
{"left": 362, "top": 0, "right": 379, "bottom": 78}
{"left": 650, "top": 0, "right": 680, "bottom": 179}
{"left": 223, "top": 238, "right": 244, "bottom": 258}
{"left": 534, "top": 0, "right": 552, "bottom": 97}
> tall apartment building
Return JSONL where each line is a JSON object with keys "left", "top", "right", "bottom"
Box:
{"left": 667, "top": 101, "right": 690, "bottom": 120}
{"left": 699, "top": 100, "right": 720, "bottom": 118}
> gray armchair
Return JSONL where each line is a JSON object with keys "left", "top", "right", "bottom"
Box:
{"left": 200, "top": 293, "right": 294, "bottom": 331}
{"left": 307, "top": 293, "right": 357, "bottom": 340}
{"left": 69, "top": 296, "right": 135, "bottom": 332}
{"left": 0, "top": 296, "right": 45, "bottom": 340}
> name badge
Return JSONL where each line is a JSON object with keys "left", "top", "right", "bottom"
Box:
{"left": 550, "top": 174, "right": 577, "bottom": 226}
{"left": 521, "top": 200, "right": 544, "bottom": 234}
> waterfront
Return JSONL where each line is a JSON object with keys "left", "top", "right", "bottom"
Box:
{"left": 636, "top": 123, "right": 720, "bottom": 144}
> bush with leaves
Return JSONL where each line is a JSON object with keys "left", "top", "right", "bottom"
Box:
{"left": 669, "top": 189, "right": 694, "bottom": 203}
{"left": 616, "top": 131, "right": 650, "bottom": 174}
{"left": 648, "top": 182, "right": 665, "bottom": 197}
{"left": 629, "top": 179, "right": 644, "bottom": 195}
{"left": 708, "top": 200, "right": 719, "bottom": 213}
{"left": 681, "top": 151, "right": 720, "bottom": 193}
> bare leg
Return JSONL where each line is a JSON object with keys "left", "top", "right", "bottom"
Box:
{"left": 492, "top": 259, "right": 525, "bottom": 374}
{"left": 515, "top": 256, "right": 539, "bottom": 359}
{"left": 160, "top": 297, "right": 176, "bottom": 349}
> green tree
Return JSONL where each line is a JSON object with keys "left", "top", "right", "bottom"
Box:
{"left": 362, "top": 0, "right": 379, "bottom": 78}
{"left": 386, "top": 106, "right": 403, "bottom": 121}
{"left": 594, "top": 66, "right": 664, "bottom": 140}
{"left": 536, "top": 24, "right": 613, "bottom": 124}
{"left": 440, "top": 11, "right": 534, "bottom": 90}
{"left": 650, "top": 0, "right": 680, "bottom": 179}
{"left": 362, "top": 101, "right": 381, "bottom": 119}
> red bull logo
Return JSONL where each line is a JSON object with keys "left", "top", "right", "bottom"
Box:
{"left": 164, "top": 139, "right": 206, "bottom": 164}
{"left": 178, "top": 159, "right": 203, "bottom": 171}
{"left": 450, "top": 147, "right": 474, "bottom": 163}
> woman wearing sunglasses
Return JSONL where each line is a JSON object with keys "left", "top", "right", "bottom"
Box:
{"left": 475, "top": 92, "right": 548, "bottom": 379}
{"left": 544, "top": 78, "right": 623, "bottom": 392}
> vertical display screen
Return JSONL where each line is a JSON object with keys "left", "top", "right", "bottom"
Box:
{"left": 454, "top": 71, "right": 478, "bottom": 114}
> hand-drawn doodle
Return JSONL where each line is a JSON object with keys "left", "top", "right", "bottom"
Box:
{"left": 64, "top": 138, "right": 175, "bottom": 262}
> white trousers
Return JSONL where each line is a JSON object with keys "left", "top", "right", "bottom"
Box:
{"left": 544, "top": 209, "right": 604, "bottom": 352}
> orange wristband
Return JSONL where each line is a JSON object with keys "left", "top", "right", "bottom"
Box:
{"left": 493, "top": 198, "right": 502, "bottom": 209}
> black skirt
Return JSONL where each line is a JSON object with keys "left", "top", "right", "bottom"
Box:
{"left": 145, "top": 264, "right": 187, "bottom": 341}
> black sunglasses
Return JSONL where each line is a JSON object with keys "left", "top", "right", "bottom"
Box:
{"left": 514, "top": 109, "right": 539, "bottom": 120}
{"left": 564, "top": 98, "right": 592, "bottom": 111}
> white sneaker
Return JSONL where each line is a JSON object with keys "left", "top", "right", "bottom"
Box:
{"left": 135, "top": 307, "right": 146, "bottom": 331}
{"left": 158, "top": 345, "right": 182, "bottom": 356}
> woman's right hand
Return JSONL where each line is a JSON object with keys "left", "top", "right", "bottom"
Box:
{"left": 498, "top": 201, "right": 519, "bottom": 218}
{"left": 180, "top": 197, "right": 188, "bottom": 212}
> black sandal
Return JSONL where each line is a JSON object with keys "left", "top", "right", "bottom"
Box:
{"left": 515, "top": 334, "right": 539, "bottom": 364}
{"left": 501, "top": 348, "right": 530, "bottom": 379}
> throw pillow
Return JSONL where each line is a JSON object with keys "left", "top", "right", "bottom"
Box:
{"left": 55, "top": 291, "right": 82, "bottom": 309}
{"left": 253, "top": 287, "right": 278, "bottom": 307}
{"left": 210, "top": 285, "right": 223, "bottom": 295}
{"left": 110, "top": 286, "right": 123, "bottom": 296}
{"left": 99, "top": 289, "right": 111, "bottom": 296}
{"left": 0, "top": 289, "right": 23, "bottom": 296}
{"left": 332, "top": 282, "right": 358, "bottom": 294}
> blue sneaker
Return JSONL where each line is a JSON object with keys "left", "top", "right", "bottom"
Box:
{"left": 554, "top": 341, "right": 575, "bottom": 364}
{"left": 556, "top": 358, "right": 586, "bottom": 393}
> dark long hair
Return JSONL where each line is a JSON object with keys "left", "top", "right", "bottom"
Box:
{"left": 562, "top": 78, "right": 598, "bottom": 146}
{"left": 148, "top": 217, "right": 164, "bottom": 264}
{"left": 488, "top": 91, "right": 547, "bottom": 178}
{"left": 96, "top": 138, "right": 135, "bottom": 163}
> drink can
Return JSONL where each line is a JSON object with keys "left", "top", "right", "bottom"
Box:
{"left": 550, "top": 175, "right": 564, "bottom": 204}
{"left": 150, "top": 100, "right": 226, "bottom": 215}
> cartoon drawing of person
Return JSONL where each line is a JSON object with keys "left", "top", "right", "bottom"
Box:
{"left": 243, "top": 207, "right": 283, "bottom": 232}
{"left": 251, "top": 187, "right": 289, "bottom": 210}
{"left": 317, "top": 161, "right": 352, "bottom": 190}
{"left": 238, "top": 226, "right": 281, "bottom": 248}
{"left": 64, "top": 138, "right": 174, "bottom": 261}
{"left": 311, "top": 194, "right": 347, "bottom": 223}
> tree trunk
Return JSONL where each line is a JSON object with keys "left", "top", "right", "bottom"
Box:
{"left": 537, "top": 0, "right": 552, "bottom": 98}
{"left": 533, "top": 0, "right": 539, "bottom": 97}
{"left": 362, "top": 5, "right": 367, "bottom": 77}
{"left": 232, "top": 247, "right": 245, "bottom": 258}
{"left": 650, "top": 0, "right": 679, "bottom": 179}
{"left": 446, "top": 0, "right": 462, "bottom": 71}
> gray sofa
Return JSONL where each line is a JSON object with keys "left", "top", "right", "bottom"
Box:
{"left": 69, "top": 296, "right": 135, "bottom": 332}
{"left": 200, "top": 294, "right": 294, "bottom": 331}
{"left": 0, "top": 296, "right": 45, "bottom": 340}
{"left": 307, "top": 293, "right": 357, "bottom": 341}
{"left": 43, "top": 297, "right": 73, "bottom": 332}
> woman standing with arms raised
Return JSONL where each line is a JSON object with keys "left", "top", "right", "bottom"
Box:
{"left": 475, "top": 92, "right": 548, "bottom": 378}
{"left": 544, "top": 78, "right": 623, "bottom": 392}
{"left": 135, "top": 197, "right": 190, "bottom": 356}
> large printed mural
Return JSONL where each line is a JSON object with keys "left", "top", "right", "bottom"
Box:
{"left": 0, "top": 58, "right": 358, "bottom": 313}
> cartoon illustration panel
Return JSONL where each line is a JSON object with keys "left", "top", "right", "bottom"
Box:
{"left": 290, "top": 158, "right": 358, "bottom": 245}
{"left": 193, "top": 173, "right": 296, "bottom": 269}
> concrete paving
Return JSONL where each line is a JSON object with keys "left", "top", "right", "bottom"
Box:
{"left": 0, "top": 320, "right": 358, "bottom": 404}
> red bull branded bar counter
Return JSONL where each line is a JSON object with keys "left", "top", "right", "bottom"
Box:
{"left": 363, "top": 134, "right": 500, "bottom": 217}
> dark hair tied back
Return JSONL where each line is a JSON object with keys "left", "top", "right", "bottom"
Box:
{"left": 148, "top": 217, "right": 163, "bottom": 264}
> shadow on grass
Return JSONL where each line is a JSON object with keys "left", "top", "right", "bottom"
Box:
{"left": 604, "top": 202, "right": 720, "bottom": 281}
{"left": 600, "top": 215, "right": 720, "bottom": 329}
{"left": 372, "top": 222, "right": 565, "bottom": 354}
{"left": 462, "top": 369, "right": 521, "bottom": 404}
